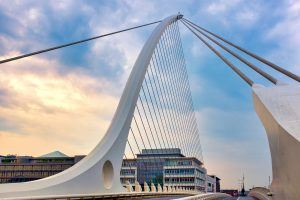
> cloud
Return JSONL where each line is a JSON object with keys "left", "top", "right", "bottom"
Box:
{"left": 235, "top": 9, "right": 259, "bottom": 27}
{"left": 264, "top": 0, "right": 300, "bottom": 74}
{"left": 0, "top": 53, "right": 119, "bottom": 156}
{"left": 198, "top": 0, "right": 264, "bottom": 30}
{"left": 206, "top": 0, "right": 241, "bottom": 15}
{"left": 0, "top": 0, "right": 166, "bottom": 157}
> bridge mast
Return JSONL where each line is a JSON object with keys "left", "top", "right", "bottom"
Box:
{"left": 0, "top": 14, "right": 184, "bottom": 199}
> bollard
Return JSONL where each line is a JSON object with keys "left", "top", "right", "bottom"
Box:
{"left": 134, "top": 181, "right": 142, "bottom": 192}
{"left": 144, "top": 181, "right": 150, "bottom": 192}
{"left": 157, "top": 183, "right": 162, "bottom": 192}
{"left": 163, "top": 185, "right": 168, "bottom": 192}
{"left": 150, "top": 183, "right": 156, "bottom": 192}
{"left": 125, "top": 180, "right": 133, "bottom": 192}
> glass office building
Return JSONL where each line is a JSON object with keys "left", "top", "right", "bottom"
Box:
{"left": 120, "top": 148, "right": 207, "bottom": 191}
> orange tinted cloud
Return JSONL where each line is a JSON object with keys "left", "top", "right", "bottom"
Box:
{"left": 0, "top": 53, "right": 120, "bottom": 156}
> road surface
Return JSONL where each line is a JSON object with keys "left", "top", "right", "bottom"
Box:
{"left": 145, "top": 196, "right": 255, "bottom": 200}
{"left": 223, "top": 197, "right": 255, "bottom": 200}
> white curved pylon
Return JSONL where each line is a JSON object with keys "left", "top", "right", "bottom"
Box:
{"left": 0, "top": 14, "right": 182, "bottom": 199}
{"left": 253, "top": 83, "right": 300, "bottom": 200}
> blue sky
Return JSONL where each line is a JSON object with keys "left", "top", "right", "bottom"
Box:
{"left": 0, "top": 0, "right": 299, "bottom": 189}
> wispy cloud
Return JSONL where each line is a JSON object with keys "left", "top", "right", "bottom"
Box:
{"left": 265, "top": 0, "right": 300, "bottom": 74}
{"left": 0, "top": 54, "right": 119, "bottom": 156}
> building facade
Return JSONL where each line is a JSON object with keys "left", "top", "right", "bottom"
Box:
{"left": 0, "top": 151, "right": 84, "bottom": 184}
{"left": 163, "top": 157, "right": 206, "bottom": 191}
{"left": 120, "top": 158, "right": 137, "bottom": 185}
{"left": 206, "top": 175, "right": 216, "bottom": 192}
{"left": 120, "top": 148, "right": 207, "bottom": 192}
{"left": 207, "top": 175, "right": 221, "bottom": 192}
{"left": 1, "top": 148, "right": 216, "bottom": 193}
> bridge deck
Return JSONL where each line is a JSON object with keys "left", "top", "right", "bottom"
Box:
{"left": 223, "top": 197, "right": 255, "bottom": 200}
{"left": 4, "top": 192, "right": 193, "bottom": 200}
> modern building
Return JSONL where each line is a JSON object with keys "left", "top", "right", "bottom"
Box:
{"left": 1, "top": 148, "right": 216, "bottom": 193}
{"left": 206, "top": 175, "right": 216, "bottom": 192}
{"left": 120, "top": 148, "right": 207, "bottom": 192}
{"left": 120, "top": 158, "right": 137, "bottom": 185}
{"left": 0, "top": 151, "right": 84, "bottom": 184}
{"left": 206, "top": 175, "right": 221, "bottom": 192}
{"left": 215, "top": 176, "right": 221, "bottom": 192}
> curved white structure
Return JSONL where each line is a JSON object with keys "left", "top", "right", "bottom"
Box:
{"left": 253, "top": 83, "right": 300, "bottom": 200}
{"left": 0, "top": 14, "right": 182, "bottom": 199}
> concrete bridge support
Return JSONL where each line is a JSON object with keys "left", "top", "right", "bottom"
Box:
{"left": 253, "top": 84, "right": 300, "bottom": 200}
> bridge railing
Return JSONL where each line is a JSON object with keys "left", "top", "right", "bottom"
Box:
{"left": 5, "top": 191, "right": 196, "bottom": 200}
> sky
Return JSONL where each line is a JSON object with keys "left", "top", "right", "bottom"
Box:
{"left": 0, "top": 0, "right": 300, "bottom": 190}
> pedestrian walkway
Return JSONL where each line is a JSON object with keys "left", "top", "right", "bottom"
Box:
{"left": 223, "top": 197, "right": 255, "bottom": 200}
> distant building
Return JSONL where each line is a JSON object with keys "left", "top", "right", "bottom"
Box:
{"left": 120, "top": 148, "right": 207, "bottom": 192}
{"left": 120, "top": 158, "right": 137, "bottom": 185}
{"left": 206, "top": 175, "right": 216, "bottom": 192}
{"left": 1, "top": 149, "right": 217, "bottom": 193}
{"left": 0, "top": 156, "right": 5, "bottom": 164}
{"left": 206, "top": 175, "right": 221, "bottom": 192}
{"left": 215, "top": 176, "right": 221, "bottom": 192}
{"left": 0, "top": 151, "right": 84, "bottom": 184}
{"left": 221, "top": 189, "right": 239, "bottom": 197}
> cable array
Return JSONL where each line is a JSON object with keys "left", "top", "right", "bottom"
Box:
{"left": 181, "top": 18, "right": 300, "bottom": 85}
{"left": 124, "top": 21, "right": 203, "bottom": 188}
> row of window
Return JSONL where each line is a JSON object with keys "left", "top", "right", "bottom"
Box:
{"left": 165, "top": 168, "right": 195, "bottom": 175}
{"left": 165, "top": 177, "right": 195, "bottom": 183}
{"left": 0, "top": 178, "right": 37, "bottom": 183}
{"left": 137, "top": 162, "right": 164, "bottom": 167}
{"left": 165, "top": 160, "right": 192, "bottom": 166}
{"left": 138, "top": 171, "right": 162, "bottom": 178}
{"left": 120, "top": 169, "right": 136, "bottom": 175}
{"left": 121, "top": 161, "right": 136, "bottom": 167}
{"left": 195, "top": 169, "right": 205, "bottom": 178}
{"left": 0, "top": 171, "right": 58, "bottom": 178}
{"left": 122, "top": 160, "right": 198, "bottom": 168}
{"left": 195, "top": 177, "right": 205, "bottom": 185}
{"left": 0, "top": 165, "right": 72, "bottom": 171}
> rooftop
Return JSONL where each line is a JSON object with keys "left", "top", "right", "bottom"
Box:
{"left": 137, "top": 148, "right": 185, "bottom": 158}
{"left": 40, "top": 151, "right": 69, "bottom": 158}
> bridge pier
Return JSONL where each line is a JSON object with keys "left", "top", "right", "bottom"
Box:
{"left": 253, "top": 84, "right": 300, "bottom": 200}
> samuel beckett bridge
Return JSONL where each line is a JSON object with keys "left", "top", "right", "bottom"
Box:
{"left": 0, "top": 14, "right": 299, "bottom": 200}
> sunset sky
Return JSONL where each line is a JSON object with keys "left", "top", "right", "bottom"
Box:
{"left": 1, "top": 0, "right": 300, "bottom": 189}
